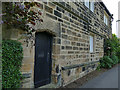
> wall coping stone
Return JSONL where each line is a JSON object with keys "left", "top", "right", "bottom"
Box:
{"left": 61, "top": 60, "right": 99, "bottom": 70}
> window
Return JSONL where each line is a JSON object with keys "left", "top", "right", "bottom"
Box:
{"left": 89, "top": 35, "right": 94, "bottom": 53}
{"left": 104, "top": 12, "right": 108, "bottom": 25}
{"left": 90, "top": 1, "right": 94, "bottom": 12}
{"left": 85, "top": 0, "right": 89, "bottom": 8}
{"left": 84, "top": 0, "right": 94, "bottom": 12}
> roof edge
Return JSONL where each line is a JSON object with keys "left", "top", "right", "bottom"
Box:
{"left": 99, "top": 2, "right": 113, "bottom": 18}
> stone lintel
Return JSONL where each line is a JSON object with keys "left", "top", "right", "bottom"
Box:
{"left": 35, "top": 16, "right": 60, "bottom": 37}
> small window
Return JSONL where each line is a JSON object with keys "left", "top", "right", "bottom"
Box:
{"left": 84, "top": 0, "right": 94, "bottom": 12}
{"left": 104, "top": 12, "right": 108, "bottom": 25}
{"left": 85, "top": 0, "right": 89, "bottom": 8}
{"left": 90, "top": 1, "right": 94, "bottom": 12}
{"left": 89, "top": 35, "right": 94, "bottom": 53}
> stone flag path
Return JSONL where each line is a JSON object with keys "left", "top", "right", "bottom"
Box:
{"left": 80, "top": 65, "right": 120, "bottom": 88}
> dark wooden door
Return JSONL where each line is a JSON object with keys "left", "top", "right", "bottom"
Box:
{"left": 34, "top": 32, "right": 52, "bottom": 88}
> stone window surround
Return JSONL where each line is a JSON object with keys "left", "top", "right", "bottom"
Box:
{"left": 104, "top": 11, "right": 108, "bottom": 26}
{"left": 89, "top": 33, "right": 95, "bottom": 53}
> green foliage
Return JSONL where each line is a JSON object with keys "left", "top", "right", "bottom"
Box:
{"left": 111, "top": 55, "right": 119, "bottom": 65}
{"left": 0, "top": 50, "right": 2, "bottom": 89}
{"left": 2, "top": 40, "right": 23, "bottom": 88}
{"left": 116, "top": 46, "right": 120, "bottom": 62}
{"left": 2, "top": 2, "right": 43, "bottom": 46}
{"left": 98, "top": 34, "right": 120, "bottom": 69}
{"left": 104, "top": 34, "right": 120, "bottom": 56}
{"left": 2, "top": 2, "right": 42, "bottom": 33}
{"left": 96, "top": 62, "right": 101, "bottom": 71}
{"left": 100, "top": 56, "right": 113, "bottom": 69}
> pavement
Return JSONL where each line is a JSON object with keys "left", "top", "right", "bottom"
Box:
{"left": 80, "top": 65, "right": 120, "bottom": 89}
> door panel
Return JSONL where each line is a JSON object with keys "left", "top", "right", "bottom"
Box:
{"left": 34, "top": 32, "right": 52, "bottom": 88}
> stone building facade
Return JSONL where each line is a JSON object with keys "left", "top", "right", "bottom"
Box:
{"left": 2, "top": 0, "right": 113, "bottom": 88}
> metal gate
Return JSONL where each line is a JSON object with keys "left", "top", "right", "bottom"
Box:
{"left": 34, "top": 32, "right": 52, "bottom": 88}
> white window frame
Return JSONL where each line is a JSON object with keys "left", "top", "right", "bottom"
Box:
{"left": 104, "top": 13, "right": 108, "bottom": 25}
{"left": 89, "top": 35, "right": 94, "bottom": 53}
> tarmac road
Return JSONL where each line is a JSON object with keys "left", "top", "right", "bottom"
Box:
{"left": 80, "top": 65, "right": 120, "bottom": 89}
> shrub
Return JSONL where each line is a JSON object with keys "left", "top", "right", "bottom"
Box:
{"left": 0, "top": 49, "right": 2, "bottom": 89}
{"left": 104, "top": 34, "right": 120, "bottom": 55}
{"left": 97, "top": 34, "right": 120, "bottom": 70}
{"left": 116, "top": 46, "right": 120, "bottom": 63}
{"left": 104, "top": 39, "right": 112, "bottom": 56}
{"left": 2, "top": 40, "right": 23, "bottom": 88}
{"left": 100, "top": 56, "right": 114, "bottom": 69}
{"left": 111, "top": 55, "right": 119, "bottom": 65}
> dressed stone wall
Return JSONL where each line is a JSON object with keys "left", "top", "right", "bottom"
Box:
{"left": 20, "top": 1, "right": 112, "bottom": 88}
{"left": 2, "top": 1, "right": 112, "bottom": 88}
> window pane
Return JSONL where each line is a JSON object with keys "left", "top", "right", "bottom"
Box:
{"left": 85, "top": 0, "right": 89, "bottom": 8}
{"left": 104, "top": 15, "right": 106, "bottom": 23}
{"left": 106, "top": 17, "right": 108, "bottom": 25}
{"left": 90, "top": 36, "right": 93, "bottom": 52}
{"left": 90, "top": 2, "right": 94, "bottom": 12}
{"left": 104, "top": 13, "right": 108, "bottom": 25}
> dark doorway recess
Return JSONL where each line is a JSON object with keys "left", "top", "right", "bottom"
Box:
{"left": 34, "top": 32, "right": 53, "bottom": 88}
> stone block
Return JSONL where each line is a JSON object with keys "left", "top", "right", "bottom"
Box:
{"left": 63, "top": 15, "right": 69, "bottom": 21}
{"left": 48, "top": 2, "right": 56, "bottom": 9}
{"left": 22, "top": 56, "right": 34, "bottom": 65}
{"left": 75, "top": 67, "right": 82, "bottom": 74}
{"left": 45, "top": 5, "right": 53, "bottom": 14}
{"left": 56, "top": 6, "right": 64, "bottom": 13}
{"left": 22, "top": 46, "right": 34, "bottom": 57}
{"left": 21, "top": 63, "right": 32, "bottom": 72}
{"left": 36, "top": 3, "right": 43, "bottom": 9}
{"left": 54, "top": 10, "right": 62, "bottom": 18}
{"left": 52, "top": 45, "right": 60, "bottom": 54}
{"left": 52, "top": 75, "right": 58, "bottom": 84}
{"left": 46, "top": 13, "right": 57, "bottom": 20}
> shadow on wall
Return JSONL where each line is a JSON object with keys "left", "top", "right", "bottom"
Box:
{"left": 2, "top": 24, "right": 18, "bottom": 40}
